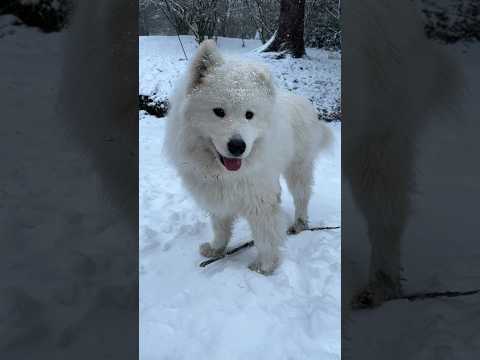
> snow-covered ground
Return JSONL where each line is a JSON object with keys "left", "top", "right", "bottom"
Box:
{"left": 139, "top": 35, "right": 340, "bottom": 115}
{"left": 139, "top": 36, "right": 341, "bottom": 359}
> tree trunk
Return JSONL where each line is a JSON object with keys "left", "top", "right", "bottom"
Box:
{"left": 263, "top": 0, "right": 306, "bottom": 58}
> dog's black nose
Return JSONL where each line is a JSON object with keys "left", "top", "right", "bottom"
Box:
{"left": 227, "top": 138, "right": 246, "bottom": 156}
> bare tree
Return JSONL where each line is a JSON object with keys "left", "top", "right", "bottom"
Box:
{"left": 140, "top": 0, "right": 220, "bottom": 43}
{"left": 139, "top": 0, "right": 341, "bottom": 51}
{"left": 245, "top": 0, "right": 279, "bottom": 43}
{"left": 263, "top": 0, "right": 306, "bottom": 57}
{"left": 139, "top": 0, "right": 152, "bottom": 35}
{"left": 304, "top": 0, "right": 340, "bottom": 49}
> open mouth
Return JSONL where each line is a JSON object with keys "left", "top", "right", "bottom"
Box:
{"left": 217, "top": 152, "right": 242, "bottom": 171}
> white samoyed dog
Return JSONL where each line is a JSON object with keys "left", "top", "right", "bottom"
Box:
{"left": 164, "top": 40, "right": 332, "bottom": 274}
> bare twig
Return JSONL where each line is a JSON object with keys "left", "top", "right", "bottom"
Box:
{"left": 399, "top": 288, "right": 480, "bottom": 301}
{"left": 160, "top": 1, "right": 188, "bottom": 60}
{"left": 309, "top": 225, "right": 340, "bottom": 231}
{"left": 199, "top": 241, "right": 255, "bottom": 267}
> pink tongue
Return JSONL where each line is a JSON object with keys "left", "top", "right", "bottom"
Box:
{"left": 223, "top": 157, "right": 242, "bottom": 171}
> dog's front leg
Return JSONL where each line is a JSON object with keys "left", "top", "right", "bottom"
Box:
{"left": 246, "top": 205, "right": 285, "bottom": 275}
{"left": 199, "top": 215, "right": 234, "bottom": 258}
{"left": 366, "top": 223, "right": 403, "bottom": 301}
{"left": 346, "top": 137, "right": 411, "bottom": 307}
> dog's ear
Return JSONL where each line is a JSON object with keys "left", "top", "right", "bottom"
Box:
{"left": 188, "top": 39, "right": 223, "bottom": 92}
{"left": 253, "top": 65, "right": 275, "bottom": 97}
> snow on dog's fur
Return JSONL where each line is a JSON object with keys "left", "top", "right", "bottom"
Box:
{"left": 164, "top": 40, "right": 332, "bottom": 274}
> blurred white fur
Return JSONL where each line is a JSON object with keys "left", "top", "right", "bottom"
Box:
{"left": 342, "top": 0, "right": 462, "bottom": 343}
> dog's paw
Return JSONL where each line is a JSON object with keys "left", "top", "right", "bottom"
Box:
{"left": 248, "top": 257, "right": 279, "bottom": 275}
{"left": 352, "top": 280, "right": 402, "bottom": 309}
{"left": 352, "top": 287, "right": 384, "bottom": 309}
{"left": 199, "top": 242, "right": 225, "bottom": 258}
{"left": 287, "top": 218, "right": 308, "bottom": 235}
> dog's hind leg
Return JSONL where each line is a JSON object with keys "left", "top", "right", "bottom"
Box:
{"left": 285, "top": 160, "right": 314, "bottom": 234}
{"left": 199, "top": 215, "right": 234, "bottom": 258}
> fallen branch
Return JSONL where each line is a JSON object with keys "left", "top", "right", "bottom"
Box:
{"left": 199, "top": 241, "right": 255, "bottom": 268}
{"left": 309, "top": 225, "right": 340, "bottom": 231}
{"left": 400, "top": 288, "right": 480, "bottom": 302}
{"left": 355, "top": 287, "right": 480, "bottom": 309}
{"left": 199, "top": 225, "right": 340, "bottom": 268}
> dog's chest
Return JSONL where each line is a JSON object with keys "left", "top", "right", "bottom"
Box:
{"left": 184, "top": 175, "right": 280, "bottom": 217}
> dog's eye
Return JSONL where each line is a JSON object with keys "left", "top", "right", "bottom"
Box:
{"left": 245, "top": 111, "right": 254, "bottom": 120}
{"left": 213, "top": 108, "right": 225, "bottom": 118}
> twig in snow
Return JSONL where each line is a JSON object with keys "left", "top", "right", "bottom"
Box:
{"left": 399, "top": 288, "right": 480, "bottom": 301}
{"left": 309, "top": 226, "right": 341, "bottom": 231}
{"left": 199, "top": 225, "right": 340, "bottom": 268}
{"left": 199, "top": 241, "right": 255, "bottom": 268}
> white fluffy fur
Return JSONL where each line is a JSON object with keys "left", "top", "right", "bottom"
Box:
{"left": 342, "top": 0, "right": 462, "bottom": 322}
{"left": 164, "top": 40, "right": 332, "bottom": 274}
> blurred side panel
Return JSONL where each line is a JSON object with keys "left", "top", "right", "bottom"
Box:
{"left": 342, "top": 0, "right": 480, "bottom": 358}
{"left": 0, "top": 1, "right": 138, "bottom": 359}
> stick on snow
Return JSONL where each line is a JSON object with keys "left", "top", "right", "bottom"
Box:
{"left": 199, "top": 226, "right": 340, "bottom": 268}
{"left": 399, "top": 288, "right": 480, "bottom": 301}
{"left": 199, "top": 241, "right": 255, "bottom": 268}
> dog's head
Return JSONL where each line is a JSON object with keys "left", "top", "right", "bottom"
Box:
{"left": 182, "top": 40, "right": 276, "bottom": 173}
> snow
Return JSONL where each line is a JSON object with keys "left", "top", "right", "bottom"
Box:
{"left": 139, "top": 36, "right": 341, "bottom": 360}
{"left": 140, "top": 115, "right": 341, "bottom": 360}
{"left": 139, "top": 35, "right": 340, "bottom": 114}
{"left": 346, "top": 292, "right": 480, "bottom": 359}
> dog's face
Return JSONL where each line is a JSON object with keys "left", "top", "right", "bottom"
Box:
{"left": 182, "top": 40, "right": 276, "bottom": 173}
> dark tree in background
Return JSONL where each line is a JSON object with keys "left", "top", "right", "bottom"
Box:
{"left": 263, "top": 0, "right": 306, "bottom": 57}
